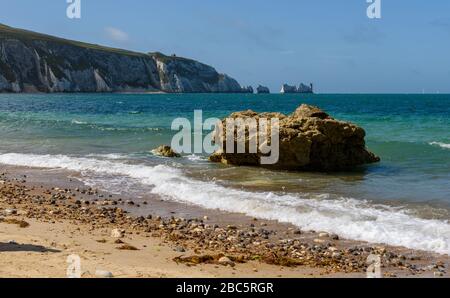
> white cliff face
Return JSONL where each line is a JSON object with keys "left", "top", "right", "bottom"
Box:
{"left": 152, "top": 54, "right": 250, "bottom": 93}
{"left": 11, "top": 82, "right": 21, "bottom": 92}
{"left": 0, "top": 36, "right": 159, "bottom": 93}
{"left": 0, "top": 74, "right": 9, "bottom": 90}
{"left": 0, "top": 24, "right": 248, "bottom": 93}
{"left": 93, "top": 69, "right": 112, "bottom": 92}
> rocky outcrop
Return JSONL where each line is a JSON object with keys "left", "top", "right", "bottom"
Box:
{"left": 153, "top": 145, "right": 181, "bottom": 158}
{"left": 256, "top": 85, "right": 270, "bottom": 94}
{"left": 280, "top": 84, "right": 297, "bottom": 93}
{"left": 240, "top": 86, "right": 254, "bottom": 94}
{"left": 280, "top": 83, "right": 313, "bottom": 94}
{"left": 298, "top": 83, "right": 314, "bottom": 93}
{"left": 209, "top": 104, "right": 380, "bottom": 171}
{"left": 0, "top": 24, "right": 249, "bottom": 93}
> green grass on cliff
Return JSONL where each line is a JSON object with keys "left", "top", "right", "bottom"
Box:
{"left": 0, "top": 23, "right": 199, "bottom": 65}
{"left": 148, "top": 51, "right": 196, "bottom": 64}
{"left": 0, "top": 23, "right": 152, "bottom": 58}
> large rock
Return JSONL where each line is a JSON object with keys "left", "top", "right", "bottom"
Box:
{"left": 209, "top": 104, "right": 380, "bottom": 171}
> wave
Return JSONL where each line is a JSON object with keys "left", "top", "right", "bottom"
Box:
{"left": 71, "top": 119, "right": 88, "bottom": 125}
{"left": 185, "top": 154, "right": 207, "bottom": 161}
{"left": 430, "top": 142, "right": 450, "bottom": 150}
{"left": 1, "top": 152, "right": 450, "bottom": 254}
{"left": 97, "top": 127, "right": 163, "bottom": 132}
{"left": 86, "top": 153, "right": 129, "bottom": 160}
{"left": 70, "top": 119, "right": 164, "bottom": 132}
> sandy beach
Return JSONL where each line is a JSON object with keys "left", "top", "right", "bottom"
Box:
{"left": 1, "top": 166, "right": 449, "bottom": 278}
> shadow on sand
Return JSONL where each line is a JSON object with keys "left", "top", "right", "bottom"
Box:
{"left": 0, "top": 242, "right": 61, "bottom": 253}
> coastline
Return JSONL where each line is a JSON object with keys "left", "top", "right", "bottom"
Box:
{"left": 1, "top": 165, "right": 449, "bottom": 278}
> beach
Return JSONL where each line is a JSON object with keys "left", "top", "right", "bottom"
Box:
{"left": 1, "top": 166, "right": 449, "bottom": 278}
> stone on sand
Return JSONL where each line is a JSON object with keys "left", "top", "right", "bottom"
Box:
{"left": 218, "top": 256, "right": 235, "bottom": 267}
{"left": 153, "top": 145, "right": 181, "bottom": 158}
{"left": 95, "top": 270, "right": 113, "bottom": 278}
{"left": 111, "top": 228, "right": 125, "bottom": 238}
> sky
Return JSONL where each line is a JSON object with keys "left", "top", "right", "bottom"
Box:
{"left": 1, "top": 0, "right": 450, "bottom": 93}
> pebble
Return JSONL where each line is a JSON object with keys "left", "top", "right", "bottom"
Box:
{"left": 330, "top": 234, "right": 340, "bottom": 240}
{"left": 95, "top": 270, "right": 114, "bottom": 278}
{"left": 218, "top": 256, "right": 235, "bottom": 267}
{"left": 332, "top": 252, "right": 342, "bottom": 259}
{"left": 111, "top": 228, "right": 125, "bottom": 238}
{"left": 175, "top": 246, "right": 186, "bottom": 253}
{"left": 4, "top": 208, "right": 17, "bottom": 216}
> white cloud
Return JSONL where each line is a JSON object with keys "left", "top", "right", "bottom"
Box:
{"left": 104, "top": 27, "right": 129, "bottom": 43}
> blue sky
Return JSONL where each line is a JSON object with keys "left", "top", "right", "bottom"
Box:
{"left": 1, "top": 0, "right": 450, "bottom": 93}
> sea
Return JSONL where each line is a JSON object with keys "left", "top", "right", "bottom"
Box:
{"left": 0, "top": 93, "right": 449, "bottom": 254}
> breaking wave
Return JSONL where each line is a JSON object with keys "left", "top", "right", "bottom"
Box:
{"left": 1, "top": 152, "right": 450, "bottom": 254}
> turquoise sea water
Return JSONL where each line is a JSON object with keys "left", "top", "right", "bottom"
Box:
{"left": 0, "top": 93, "right": 449, "bottom": 253}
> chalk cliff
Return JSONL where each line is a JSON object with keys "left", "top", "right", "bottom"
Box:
{"left": 0, "top": 24, "right": 250, "bottom": 93}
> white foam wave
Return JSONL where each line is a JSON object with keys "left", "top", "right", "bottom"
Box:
{"left": 1, "top": 152, "right": 450, "bottom": 254}
{"left": 430, "top": 142, "right": 450, "bottom": 150}
{"left": 71, "top": 119, "right": 88, "bottom": 125}
{"left": 185, "top": 154, "right": 206, "bottom": 161}
{"left": 86, "top": 153, "right": 129, "bottom": 160}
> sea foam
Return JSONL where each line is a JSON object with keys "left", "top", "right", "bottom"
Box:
{"left": 430, "top": 142, "right": 450, "bottom": 150}
{"left": 1, "top": 152, "right": 450, "bottom": 254}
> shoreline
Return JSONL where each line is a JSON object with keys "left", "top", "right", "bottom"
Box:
{"left": 1, "top": 166, "right": 449, "bottom": 278}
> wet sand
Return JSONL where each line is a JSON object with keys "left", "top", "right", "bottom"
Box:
{"left": 0, "top": 165, "right": 449, "bottom": 278}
